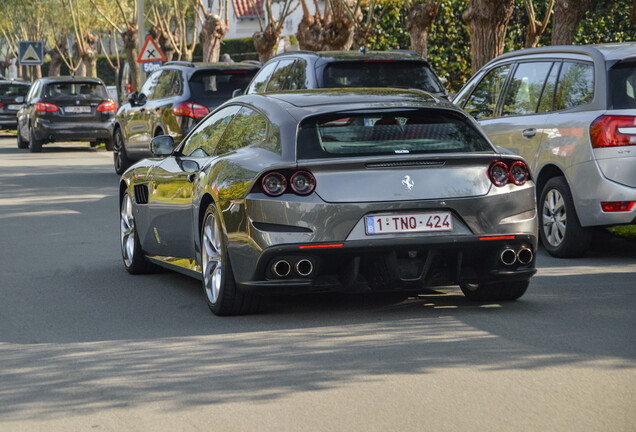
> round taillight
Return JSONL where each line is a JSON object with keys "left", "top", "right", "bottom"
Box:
{"left": 509, "top": 161, "right": 528, "bottom": 185}
{"left": 489, "top": 162, "right": 509, "bottom": 187}
{"left": 261, "top": 172, "right": 287, "bottom": 196}
{"left": 290, "top": 170, "right": 315, "bottom": 195}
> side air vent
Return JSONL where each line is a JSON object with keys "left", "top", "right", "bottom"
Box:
{"left": 134, "top": 184, "right": 149, "bottom": 204}
{"left": 365, "top": 160, "right": 446, "bottom": 169}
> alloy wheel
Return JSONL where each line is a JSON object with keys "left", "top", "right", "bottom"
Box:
{"left": 120, "top": 193, "right": 136, "bottom": 267}
{"left": 202, "top": 214, "right": 223, "bottom": 304}
{"left": 114, "top": 132, "right": 123, "bottom": 173}
{"left": 542, "top": 188, "right": 567, "bottom": 247}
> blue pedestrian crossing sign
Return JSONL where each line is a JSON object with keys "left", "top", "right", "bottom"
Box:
{"left": 19, "top": 41, "right": 44, "bottom": 66}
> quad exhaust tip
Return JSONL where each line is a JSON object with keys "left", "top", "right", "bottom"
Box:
{"left": 272, "top": 260, "right": 291, "bottom": 277}
{"left": 296, "top": 259, "right": 313, "bottom": 277}
{"left": 500, "top": 248, "right": 517, "bottom": 266}
{"left": 517, "top": 247, "right": 533, "bottom": 265}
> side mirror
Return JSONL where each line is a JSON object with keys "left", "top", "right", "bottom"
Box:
{"left": 150, "top": 135, "right": 175, "bottom": 157}
{"left": 15, "top": 96, "right": 24, "bottom": 103}
{"left": 232, "top": 88, "right": 243, "bottom": 98}
{"left": 128, "top": 91, "right": 138, "bottom": 106}
{"left": 137, "top": 93, "right": 147, "bottom": 106}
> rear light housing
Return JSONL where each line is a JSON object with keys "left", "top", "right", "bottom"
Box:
{"left": 488, "top": 160, "right": 529, "bottom": 187}
{"left": 172, "top": 102, "right": 209, "bottom": 120}
{"left": 35, "top": 102, "right": 58, "bottom": 112}
{"left": 600, "top": 201, "right": 635, "bottom": 212}
{"left": 0, "top": 103, "right": 3, "bottom": 109}
{"left": 97, "top": 99, "right": 117, "bottom": 112}
{"left": 259, "top": 170, "right": 316, "bottom": 197}
{"left": 590, "top": 115, "right": 636, "bottom": 148}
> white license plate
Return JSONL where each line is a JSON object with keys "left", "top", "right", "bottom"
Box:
{"left": 7, "top": 104, "right": 21, "bottom": 110}
{"left": 65, "top": 106, "right": 91, "bottom": 113}
{"left": 365, "top": 212, "right": 453, "bottom": 235}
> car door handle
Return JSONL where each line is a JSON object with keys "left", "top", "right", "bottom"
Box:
{"left": 522, "top": 128, "right": 536, "bottom": 138}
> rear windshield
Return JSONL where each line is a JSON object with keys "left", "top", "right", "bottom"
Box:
{"left": 297, "top": 110, "right": 493, "bottom": 159}
{"left": 189, "top": 70, "right": 257, "bottom": 98}
{"left": 322, "top": 61, "right": 445, "bottom": 94}
{"left": 44, "top": 82, "right": 107, "bottom": 99}
{"left": 609, "top": 60, "right": 636, "bottom": 109}
{"left": 0, "top": 84, "right": 29, "bottom": 97}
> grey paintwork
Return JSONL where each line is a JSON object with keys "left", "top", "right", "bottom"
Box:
{"left": 120, "top": 89, "right": 537, "bottom": 290}
{"left": 453, "top": 44, "right": 636, "bottom": 228}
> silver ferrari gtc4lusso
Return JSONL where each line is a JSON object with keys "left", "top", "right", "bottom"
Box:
{"left": 119, "top": 89, "right": 538, "bottom": 315}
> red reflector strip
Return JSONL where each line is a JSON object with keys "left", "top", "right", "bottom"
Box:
{"left": 601, "top": 201, "right": 635, "bottom": 212}
{"left": 479, "top": 235, "right": 516, "bottom": 241}
{"left": 298, "top": 243, "right": 344, "bottom": 249}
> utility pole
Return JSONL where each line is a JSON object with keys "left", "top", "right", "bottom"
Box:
{"left": 137, "top": 0, "right": 146, "bottom": 84}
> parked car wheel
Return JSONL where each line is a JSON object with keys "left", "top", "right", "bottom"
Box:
{"left": 460, "top": 280, "right": 529, "bottom": 301}
{"left": 28, "top": 127, "right": 42, "bottom": 153}
{"left": 539, "top": 177, "right": 591, "bottom": 258}
{"left": 16, "top": 127, "right": 28, "bottom": 149}
{"left": 113, "top": 128, "right": 132, "bottom": 174}
{"left": 120, "top": 191, "right": 157, "bottom": 274}
{"left": 201, "top": 204, "right": 261, "bottom": 316}
{"left": 104, "top": 138, "right": 114, "bottom": 151}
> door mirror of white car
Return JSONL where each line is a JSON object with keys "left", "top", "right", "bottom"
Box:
{"left": 150, "top": 135, "right": 175, "bottom": 156}
{"left": 232, "top": 88, "right": 243, "bottom": 98}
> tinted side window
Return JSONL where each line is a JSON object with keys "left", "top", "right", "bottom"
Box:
{"left": 169, "top": 71, "right": 184, "bottom": 97}
{"left": 181, "top": 105, "right": 241, "bottom": 157}
{"left": 140, "top": 71, "right": 161, "bottom": 99}
{"left": 26, "top": 81, "right": 40, "bottom": 102}
{"left": 266, "top": 59, "right": 295, "bottom": 92}
{"left": 554, "top": 62, "right": 594, "bottom": 110}
{"left": 215, "top": 107, "right": 268, "bottom": 155}
{"left": 152, "top": 70, "right": 175, "bottom": 99}
{"left": 288, "top": 59, "right": 308, "bottom": 90}
{"left": 246, "top": 61, "right": 278, "bottom": 94}
{"left": 463, "top": 64, "right": 511, "bottom": 119}
{"left": 609, "top": 61, "right": 636, "bottom": 109}
{"left": 537, "top": 62, "right": 560, "bottom": 113}
{"left": 501, "top": 62, "right": 553, "bottom": 116}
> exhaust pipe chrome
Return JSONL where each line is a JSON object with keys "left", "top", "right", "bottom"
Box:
{"left": 517, "top": 247, "right": 533, "bottom": 265}
{"left": 296, "top": 259, "right": 313, "bottom": 277}
{"left": 272, "top": 260, "right": 291, "bottom": 277}
{"left": 500, "top": 248, "right": 517, "bottom": 266}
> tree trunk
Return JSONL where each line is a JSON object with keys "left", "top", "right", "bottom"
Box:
{"left": 32, "top": 66, "right": 42, "bottom": 80}
{"left": 149, "top": 26, "right": 175, "bottom": 62}
{"left": 253, "top": 22, "right": 282, "bottom": 64}
{"left": 82, "top": 33, "right": 98, "bottom": 78}
{"left": 21, "top": 65, "right": 30, "bottom": 81}
{"left": 406, "top": 0, "right": 440, "bottom": 59}
{"left": 551, "top": 0, "right": 589, "bottom": 45}
{"left": 199, "top": 13, "right": 229, "bottom": 63}
{"left": 463, "top": 0, "right": 515, "bottom": 74}
{"left": 121, "top": 26, "right": 140, "bottom": 91}
{"left": 48, "top": 45, "right": 65, "bottom": 77}
{"left": 632, "top": 0, "right": 636, "bottom": 26}
{"left": 324, "top": 2, "right": 354, "bottom": 50}
{"left": 297, "top": 14, "right": 325, "bottom": 50}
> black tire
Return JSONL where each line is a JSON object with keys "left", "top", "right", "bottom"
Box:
{"left": 460, "top": 279, "right": 529, "bottom": 301}
{"left": 538, "top": 176, "right": 591, "bottom": 258}
{"left": 16, "top": 127, "right": 28, "bottom": 149}
{"left": 201, "top": 204, "right": 261, "bottom": 316}
{"left": 113, "top": 128, "right": 132, "bottom": 174}
{"left": 28, "top": 127, "right": 42, "bottom": 153}
{"left": 104, "top": 137, "right": 114, "bottom": 151}
{"left": 120, "top": 191, "right": 158, "bottom": 274}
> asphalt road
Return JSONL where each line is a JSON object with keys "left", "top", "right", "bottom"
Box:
{"left": 0, "top": 136, "right": 634, "bottom": 431}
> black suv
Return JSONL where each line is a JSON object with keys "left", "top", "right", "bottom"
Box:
{"left": 16, "top": 77, "right": 115, "bottom": 152}
{"left": 244, "top": 50, "right": 448, "bottom": 98}
{"left": 113, "top": 61, "right": 260, "bottom": 174}
{"left": 0, "top": 80, "right": 30, "bottom": 130}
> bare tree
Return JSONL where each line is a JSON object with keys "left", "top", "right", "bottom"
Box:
{"left": 524, "top": 0, "right": 555, "bottom": 48}
{"left": 551, "top": 0, "right": 589, "bottom": 45}
{"left": 197, "top": 0, "right": 230, "bottom": 62}
{"left": 405, "top": 0, "right": 440, "bottom": 59}
{"left": 250, "top": 0, "right": 299, "bottom": 63}
{"left": 463, "top": 0, "right": 515, "bottom": 74}
{"left": 297, "top": 0, "right": 327, "bottom": 51}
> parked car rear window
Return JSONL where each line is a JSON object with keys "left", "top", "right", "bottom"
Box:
{"left": 0, "top": 84, "right": 29, "bottom": 97}
{"left": 44, "top": 82, "right": 107, "bottom": 99}
{"left": 322, "top": 62, "right": 444, "bottom": 94}
{"left": 609, "top": 60, "right": 636, "bottom": 109}
{"left": 297, "top": 110, "right": 493, "bottom": 159}
{"left": 189, "top": 70, "right": 256, "bottom": 98}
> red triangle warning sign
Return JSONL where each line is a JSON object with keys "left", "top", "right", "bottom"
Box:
{"left": 137, "top": 35, "right": 167, "bottom": 63}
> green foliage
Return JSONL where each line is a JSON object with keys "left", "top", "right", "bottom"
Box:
{"left": 192, "top": 37, "right": 258, "bottom": 62}
{"left": 366, "top": 0, "right": 410, "bottom": 51}
{"left": 575, "top": 0, "right": 636, "bottom": 44}
{"left": 41, "top": 55, "right": 119, "bottom": 85}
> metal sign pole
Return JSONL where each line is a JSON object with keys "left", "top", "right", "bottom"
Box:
{"left": 137, "top": 0, "right": 146, "bottom": 85}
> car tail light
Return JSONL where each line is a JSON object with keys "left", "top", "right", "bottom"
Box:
{"left": 259, "top": 170, "right": 317, "bottom": 197}
{"left": 290, "top": 170, "right": 316, "bottom": 195}
{"left": 35, "top": 102, "right": 58, "bottom": 112}
{"left": 488, "top": 161, "right": 509, "bottom": 186}
{"left": 261, "top": 172, "right": 287, "bottom": 196}
{"left": 488, "top": 160, "right": 529, "bottom": 187}
{"left": 172, "top": 102, "right": 209, "bottom": 120}
{"left": 590, "top": 115, "right": 636, "bottom": 148}
{"left": 97, "top": 99, "right": 117, "bottom": 112}
{"left": 509, "top": 161, "right": 529, "bottom": 185}
{"left": 600, "top": 201, "right": 635, "bottom": 212}
{"left": 0, "top": 103, "right": 3, "bottom": 109}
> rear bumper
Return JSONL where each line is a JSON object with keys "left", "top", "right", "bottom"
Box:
{"left": 237, "top": 234, "right": 537, "bottom": 294}
{"left": 33, "top": 118, "right": 114, "bottom": 142}
{"left": 0, "top": 115, "right": 18, "bottom": 128}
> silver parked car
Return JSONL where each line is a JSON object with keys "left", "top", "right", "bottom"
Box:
{"left": 453, "top": 43, "right": 636, "bottom": 257}
{"left": 119, "top": 89, "right": 537, "bottom": 315}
